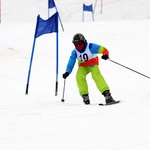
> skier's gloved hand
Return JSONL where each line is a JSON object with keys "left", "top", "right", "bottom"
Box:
{"left": 62, "top": 72, "right": 69, "bottom": 79}
{"left": 101, "top": 54, "right": 109, "bottom": 60}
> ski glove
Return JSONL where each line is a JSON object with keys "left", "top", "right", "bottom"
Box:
{"left": 101, "top": 54, "right": 109, "bottom": 60}
{"left": 62, "top": 72, "right": 69, "bottom": 79}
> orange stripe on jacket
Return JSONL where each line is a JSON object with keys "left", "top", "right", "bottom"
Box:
{"left": 79, "top": 56, "right": 99, "bottom": 67}
{"left": 102, "top": 48, "right": 109, "bottom": 55}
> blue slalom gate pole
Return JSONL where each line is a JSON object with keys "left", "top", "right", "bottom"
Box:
{"left": 48, "top": 0, "right": 64, "bottom": 31}
{"left": 25, "top": 18, "right": 38, "bottom": 95}
{"left": 25, "top": 37, "right": 36, "bottom": 94}
{"left": 55, "top": 32, "right": 59, "bottom": 96}
{"left": 55, "top": 8, "right": 64, "bottom": 31}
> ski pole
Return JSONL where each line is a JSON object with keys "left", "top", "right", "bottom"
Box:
{"left": 109, "top": 59, "right": 150, "bottom": 79}
{"left": 61, "top": 79, "right": 66, "bottom": 102}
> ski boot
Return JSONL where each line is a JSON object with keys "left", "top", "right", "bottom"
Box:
{"left": 82, "top": 94, "right": 90, "bottom": 105}
{"left": 102, "top": 90, "right": 115, "bottom": 104}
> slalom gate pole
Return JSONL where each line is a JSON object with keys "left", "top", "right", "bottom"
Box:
{"left": 55, "top": 32, "right": 59, "bottom": 96}
{"left": 109, "top": 59, "right": 150, "bottom": 79}
{"left": 61, "top": 79, "right": 66, "bottom": 102}
{"left": 25, "top": 37, "right": 37, "bottom": 94}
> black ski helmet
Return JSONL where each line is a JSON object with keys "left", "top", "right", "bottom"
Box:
{"left": 72, "top": 33, "right": 85, "bottom": 44}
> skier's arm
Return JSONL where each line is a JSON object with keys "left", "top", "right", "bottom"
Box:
{"left": 66, "top": 50, "right": 77, "bottom": 74}
{"left": 63, "top": 50, "right": 77, "bottom": 79}
{"left": 89, "top": 43, "right": 109, "bottom": 60}
{"left": 89, "top": 43, "right": 109, "bottom": 55}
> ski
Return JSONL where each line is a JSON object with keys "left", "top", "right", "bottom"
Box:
{"left": 99, "top": 100, "right": 120, "bottom": 106}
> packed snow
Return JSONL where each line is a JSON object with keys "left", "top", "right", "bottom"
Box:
{"left": 0, "top": 0, "right": 150, "bottom": 150}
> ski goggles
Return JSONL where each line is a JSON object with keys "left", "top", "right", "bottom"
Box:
{"left": 73, "top": 41, "right": 83, "bottom": 46}
{"left": 73, "top": 42, "right": 84, "bottom": 50}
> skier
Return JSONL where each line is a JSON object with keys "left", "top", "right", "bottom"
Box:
{"left": 62, "top": 33, "right": 116, "bottom": 105}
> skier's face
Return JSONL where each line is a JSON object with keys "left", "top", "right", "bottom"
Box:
{"left": 74, "top": 42, "right": 84, "bottom": 50}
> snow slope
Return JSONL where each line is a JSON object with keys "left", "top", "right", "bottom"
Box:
{"left": 0, "top": 0, "right": 150, "bottom": 150}
{"left": 2, "top": 0, "right": 150, "bottom": 22}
